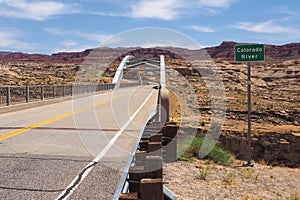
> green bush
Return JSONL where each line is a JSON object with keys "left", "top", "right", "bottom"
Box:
{"left": 179, "top": 136, "right": 231, "bottom": 165}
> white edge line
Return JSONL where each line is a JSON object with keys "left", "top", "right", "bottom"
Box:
{"left": 93, "top": 89, "right": 155, "bottom": 162}
{"left": 56, "top": 89, "right": 156, "bottom": 200}
{"left": 112, "top": 109, "right": 157, "bottom": 199}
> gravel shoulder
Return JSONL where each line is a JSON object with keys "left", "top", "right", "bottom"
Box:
{"left": 164, "top": 160, "right": 300, "bottom": 200}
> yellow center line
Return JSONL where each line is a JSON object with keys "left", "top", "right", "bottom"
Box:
{"left": 0, "top": 92, "right": 130, "bottom": 141}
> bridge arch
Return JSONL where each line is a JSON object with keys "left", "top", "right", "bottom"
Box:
{"left": 112, "top": 54, "right": 169, "bottom": 122}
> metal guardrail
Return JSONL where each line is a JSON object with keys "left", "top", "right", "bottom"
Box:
{"left": 114, "top": 88, "right": 177, "bottom": 200}
{"left": 113, "top": 108, "right": 158, "bottom": 199}
{"left": 115, "top": 120, "right": 178, "bottom": 200}
{"left": 0, "top": 84, "right": 115, "bottom": 106}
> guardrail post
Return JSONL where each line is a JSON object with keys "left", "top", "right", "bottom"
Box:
{"left": 63, "top": 85, "right": 66, "bottom": 97}
{"left": 41, "top": 86, "right": 44, "bottom": 101}
{"left": 140, "top": 178, "right": 163, "bottom": 200}
{"left": 129, "top": 166, "right": 145, "bottom": 193}
{"left": 163, "top": 123, "right": 178, "bottom": 163}
{"left": 139, "top": 140, "right": 149, "bottom": 151}
{"left": 53, "top": 85, "right": 56, "bottom": 98}
{"left": 135, "top": 150, "right": 146, "bottom": 166}
{"left": 150, "top": 134, "right": 162, "bottom": 143}
{"left": 147, "top": 142, "right": 162, "bottom": 156}
{"left": 6, "top": 86, "right": 10, "bottom": 106}
{"left": 26, "top": 86, "right": 29, "bottom": 103}
{"left": 145, "top": 156, "right": 162, "bottom": 179}
{"left": 116, "top": 117, "right": 168, "bottom": 200}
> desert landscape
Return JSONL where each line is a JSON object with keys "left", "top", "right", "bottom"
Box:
{"left": 0, "top": 42, "right": 299, "bottom": 199}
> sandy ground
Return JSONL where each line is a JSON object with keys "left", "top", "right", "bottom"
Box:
{"left": 164, "top": 160, "right": 300, "bottom": 200}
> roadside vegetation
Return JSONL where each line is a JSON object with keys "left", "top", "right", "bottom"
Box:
{"left": 178, "top": 136, "right": 232, "bottom": 166}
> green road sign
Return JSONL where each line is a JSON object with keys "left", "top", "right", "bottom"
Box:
{"left": 235, "top": 44, "right": 264, "bottom": 62}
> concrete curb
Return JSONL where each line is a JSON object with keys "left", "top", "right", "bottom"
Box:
{"left": 0, "top": 96, "right": 74, "bottom": 114}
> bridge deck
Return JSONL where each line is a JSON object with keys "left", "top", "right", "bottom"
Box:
{"left": 0, "top": 86, "right": 158, "bottom": 199}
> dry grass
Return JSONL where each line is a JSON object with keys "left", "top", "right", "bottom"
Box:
{"left": 164, "top": 160, "right": 300, "bottom": 200}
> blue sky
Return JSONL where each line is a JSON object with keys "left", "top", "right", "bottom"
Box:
{"left": 0, "top": 0, "right": 299, "bottom": 54}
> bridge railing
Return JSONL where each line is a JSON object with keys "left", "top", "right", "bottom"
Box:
{"left": 0, "top": 84, "right": 115, "bottom": 106}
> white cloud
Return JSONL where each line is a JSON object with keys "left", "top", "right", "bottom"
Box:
{"left": 0, "top": 31, "right": 17, "bottom": 47}
{"left": 76, "top": 33, "right": 114, "bottom": 43}
{"left": 0, "top": 0, "right": 78, "bottom": 21}
{"left": 73, "top": 32, "right": 124, "bottom": 46}
{"left": 44, "top": 28, "right": 64, "bottom": 35}
{"left": 54, "top": 36, "right": 122, "bottom": 52}
{"left": 233, "top": 20, "right": 298, "bottom": 34}
{"left": 196, "top": 0, "right": 236, "bottom": 8}
{"left": 271, "top": 7, "right": 298, "bottom": 20}
{"left": 44, "top": 28, "right": 116, "bottom": 44}
{"left": 131, "top": 0, "right": 180, "bottom": 20}
{"left": 45, "top": 29, "right": 122, "bottom": 52}
{"left": 186, "top": 25, "right": 215, "bottom": 33}
{"left": 62, "top": 40, "right": 78, "bottom": 47}
{"left": 129, "top": 0, "right": 236, "bottom": 20}
{"left": 0, "top": 30, "right": 32, "bottom": 50}
{"left": 101, "top": 36, "right": 123, "bottom": 46}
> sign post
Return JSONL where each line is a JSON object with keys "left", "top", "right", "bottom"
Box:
{"left": 235, "top": 44, "right": 265, "bottom": 167}
{"left": 246, "top": 62, "right": 253, "bottom": 167}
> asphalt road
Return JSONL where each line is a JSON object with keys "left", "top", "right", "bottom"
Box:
{"left": 0, "top": 86, "right": 158, "bottom": 199}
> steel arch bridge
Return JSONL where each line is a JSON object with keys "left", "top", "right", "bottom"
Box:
{"left": 112, "top": 55, "right": 169, "bottom": 122}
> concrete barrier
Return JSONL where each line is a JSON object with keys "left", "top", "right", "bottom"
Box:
{"left": 0, "top": 96, "right": 73, "bottom": 114}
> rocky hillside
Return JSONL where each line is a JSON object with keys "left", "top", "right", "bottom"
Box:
{"left": 167, "top": 58, "right": 300, "bottom": 167}
{"left": 1, "top": 41, "right": 300, "bottom": 63}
